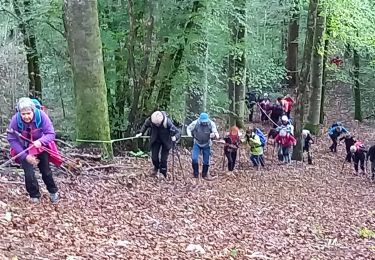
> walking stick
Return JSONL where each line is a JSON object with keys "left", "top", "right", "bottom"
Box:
{"left": 172, "top": 142, "right": 176, "bottom": 181}
{"left": 340, "top": 158, "right": 347, "bottom": 174}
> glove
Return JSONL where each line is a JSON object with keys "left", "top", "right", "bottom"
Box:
{"left": 171, "top": 136, "right": 176, "bottom": 142}
{"left": 135, "top": 133, "right": 142, "bottom": 138}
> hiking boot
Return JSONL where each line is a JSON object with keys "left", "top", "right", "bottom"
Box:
{"left": 30, "top": 197, "right": 40, "bottom": 204}
{"left": 202, "top": 165, "right": 209, "bottom": 178}
{"left": 151, "top": 168, "right": 158, "bottom": 176}
{"left": 49, "top": 193, "right": 59, "bottom": 204}
{"left": 192, "top": 162, "right": 199, "bottom": 178}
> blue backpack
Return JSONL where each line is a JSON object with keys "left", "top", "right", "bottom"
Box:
{"left": 255, "top": 128, "right": 267, "bottom": 147}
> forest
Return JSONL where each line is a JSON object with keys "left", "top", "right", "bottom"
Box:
{"left": 1, "top": 0, "right": 375, "bottom": 259}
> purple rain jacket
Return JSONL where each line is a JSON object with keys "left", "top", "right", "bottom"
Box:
{"left": 7, "top": 110, "right": 56, "bottom": 161}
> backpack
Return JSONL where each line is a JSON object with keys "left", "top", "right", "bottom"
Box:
{"left": 193, "top": 119, "right": 212, "bottom": 131}
{"left": 255, "top": 128, "right": 267, "bottom": 147}
{"left": 331, "top": 122, "right": 343, "bottom": 128}
{"left": 354, "top": 141, "right": 366, "bottom": 152}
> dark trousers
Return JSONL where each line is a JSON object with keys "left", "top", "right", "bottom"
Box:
{"left": 150, "top": 141, "right": 170, "bottom": 175}
{"left": 248, "top": 105, "right": 255, "bottom": 122}
{"left": 329, "top": 135, "right": 338, "bottom": 152}
{"left": 303, "top": 146, "right": 312, "bottom": 164}
{"left": 250, "top": 154, "right": 265, "bottom": 167}
{"left": 225, "top": 150, "right": 237, "bottom": 171}
{"left": 271, "top": 115, "right": 280, "bottom": 128}
{"left": 353, "top": 153, "right": 365, "bottom": 173}
{"left": 371, "top": 161, "right": 375, "bottom": 179}
{"left": 21, "top": 151, "right": 58, "bottom": 198}
{"left": 345, "top": 151, "right": 352, "bottom": 162}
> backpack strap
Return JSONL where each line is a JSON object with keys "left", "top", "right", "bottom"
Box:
{"left": 16, "top": 108, "right": 42, "bottom": 131}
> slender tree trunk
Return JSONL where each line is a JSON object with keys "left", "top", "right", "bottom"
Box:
{"left": 353, "top": 44, "right": 362, "bottom": 121}
{"left": 292, "top": 0, "right": 318, "bottom": 161}
{"left": 13, "top": 0, "right": 42, "bottom": 98}
{"left": 64, "top": 0, "right": 113, "bottom": 157}
{"left": 184, "top": 1, "right": 206, "bottom": 125}
{"left": 285, "top": 0, "right": 300, "bottom": 89}
{"left": 127, "top": 0, "right": 154, "bottom": 132}
{"left": 228, "top": 0, "right": 246, "bottom": 127}
{"left": 320, "top": 24, "right": 329, "bottom": 124}
{"left": 306, "top": 3, "right": 325, "bottom": 134}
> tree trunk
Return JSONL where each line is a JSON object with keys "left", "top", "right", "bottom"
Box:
{"left": 184, "top": 1, "right": 206, "bottom": 125}
{"left": 228, "top": 0, "right": 246, "bottom": 128}
{"left": 228, "top": 53, "right": 235, "bottom": 126}
{"left": 306, "top": 3, "right": 325, "bottom": 134}
{"left": 13, "top": 0, "right": 42, "bottom": 98}
{"left": 127, "top": 0, "right": 154, "bottom": 133}
{"left": 319, "top": 17, "right": 330, "bottom": 124}
{"left": 353, "top": 45, "right": 362, "bottom": 121}
{"left": 64, "top": 0, "right": 113, "bottom": 157}
{"left": 292, "top": 0, "right": 318, "bottom": 161}
{"left": 285, "top": 0, "right": 299, "bottom": 89}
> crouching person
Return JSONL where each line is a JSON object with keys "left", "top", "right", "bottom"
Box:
{"left": 275, "top": 129, "right": 296, "bottom": 164}
{"left": 187, "top": 113, "right": 219, "bottom": 179}
{"left": 350, "top": 142, "right": 367, "bottom": 175}
{"left": 302, "top": 129, "right": 314, "bottom": 164}
{"left": 136, "top": 111, "right": 180, "bottom": 178}
{"left": 7, "top": 97, "right": 60, "bottom": 204}
{"left": 245, "top": 128, "right": 265, "bottom": 168}
{"left": 223, "top": 126, "right": 241, "bottom": 172}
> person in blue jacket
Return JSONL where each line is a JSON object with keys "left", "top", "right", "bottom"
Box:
{"left": 328, "top": 122, "right": 348, "bottom": 153}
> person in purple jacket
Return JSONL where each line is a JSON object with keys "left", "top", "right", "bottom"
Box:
{"left": 7, "top": 97, "right": 59, "bottom": 204}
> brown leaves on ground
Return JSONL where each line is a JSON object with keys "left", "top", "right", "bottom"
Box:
{"left": 1, "top": 129, "right": 375, "bottom": 260}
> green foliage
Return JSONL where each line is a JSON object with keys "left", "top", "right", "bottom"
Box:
{"left": 2, "top": 0, "right": 375, "bottom": 137}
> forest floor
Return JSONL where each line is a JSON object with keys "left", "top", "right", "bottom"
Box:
{"left": 1, "top": 85, "right": 375, "bottom": 260}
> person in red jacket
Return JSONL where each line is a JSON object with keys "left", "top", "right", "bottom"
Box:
{"left": 275, "top": 129, "right": 297, "bottom": 164}
{"left": 282, "top": 95, "right": 294, "bottom": 118}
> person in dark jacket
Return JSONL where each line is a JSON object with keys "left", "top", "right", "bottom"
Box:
{"left": 223, "top": 126, "right": 241, "bottom": 172}
{"left": 367, "top": 145, "right": 375, "bottom": 180}
{"left": 245, "top": 91, "right": 258, "bottom": 122}
{"left": 302, "top": 129, "right": 314, "bottom": 164}
{"left": 7, "top": 97, "right": 59, "bottom": 204}
{"left": 350, "top": 142, "right": 367, "bottom": 175}
{"left": 339, "top": 133, "right": 356, "bottom": 162}
{"left": 136, "top": 111, "right": 180, "bottom": 178}
{"left": 270, "top": 98, "right": 284, "bottom": 128}
{"left": 187, "top": 113, "right": 219, "bottom": 179}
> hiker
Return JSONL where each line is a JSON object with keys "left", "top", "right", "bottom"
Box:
{"left": 245, "top": 91, "right": 258, "bottom": 122}
{"left": 282, "top": 95, "right": 294, "bottom": 118}
{"left": 339, "top": 133, "right": 356, "bottom": 163}
{"left": 187, "top": 112, "right": 219, "bottom": 179}
{"left": 7, "top": 97, "right": 60, "bottom": 204}
{"left": 245, "top": 128, "right": 265, "bottom": 168}
{"left": 302, "top": 129, "right": 314, "bottom": 164}
{"left": 328, "top": 122, "right": 348, "bottom": 152}
{"left": 136, "top": 111, "right": 180, "bottom": 178}
{"left": 270, "top": 98, "right": 284, "bottom": 128}
{"left": 350, "top": 141, "right": 367, "bottom": 175}
{"left": 258, "top": 93, "right": 271, "bottom": 122}
{"left": 223, "top": 126, "right": 241, "bottom": 172}
{"left": 275, "top": 129, "right": 296, "bottom": 164}
{"left": 367, "top": 145, "right": 375, "bottom": 180}
{"left": 277, "top": 115, "right": 294, "bottom": 135}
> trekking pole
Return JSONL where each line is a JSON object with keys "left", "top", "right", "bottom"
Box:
{"left": 0, "top": 145, "right": 35, "bottom": 168}
{"left": 172, "top": 142, "right": 176, "bottom": 181}
{"left": 7, "top": 129, "right": 77, "bottom": 166}
{"left": 340, "top": 158, "right": 347, "bottom": 174}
